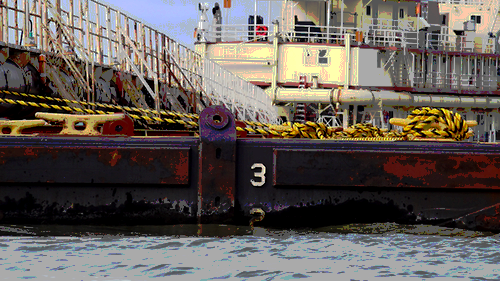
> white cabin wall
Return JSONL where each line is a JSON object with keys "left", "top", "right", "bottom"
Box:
{"left": 378, "top": 3, "right": 393, "bottom": 21}
{"left": 350, "top": 48, "right": 392, "bottom": 87}
{"left": 293, "top": 1, "right": 325, "bottom": 26}
{"left": 294, "top": 2, "right": 308, "bottom": 22}
{"left": 330, "top": 0, "right": 418, "bottom": 31}
{"left": 439, "top": 4, "right": 494, "bottom": 36}
{"left": 205, "top": 43, "right": 392, "bottom": 87}
{"left": 277, "top": 45, "right": 346, "bottom": 84}
{"left": 330, "top": 0, "right": 362, "bottom": 28}
{"left": 204, "top": 43, "right": 274, "bottom": 82}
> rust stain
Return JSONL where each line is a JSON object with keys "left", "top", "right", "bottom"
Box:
{"left": 129, "top": 152, "right": 154, "bottom": 166}
{"left": 446, "top": 155, "right": 500, "bottom": 180}
{"left": 383, "top": 155, "right": 436, "bottom": 180}
{"left": 25, "top": 148, "right": 35, "bottom": 156}
{"left": 172, "top": 153, "right": 190, "bottom": 183}
{"left": 0, "top": 146, "right": 59, "bottom": 162}
{"left": 222, "top": 184, "right": 234, "bottom": 204}
{"left": 207, "top": 164, "right": 215, "bottom": 173}
{"left": 109, "top": 150, "right": 122, "bottom": 167}
{"left": 475, "top": 205, "right": 500, "bottom": 230}
{"left": 0, "top": 145, "right": 190, "bottom": 185}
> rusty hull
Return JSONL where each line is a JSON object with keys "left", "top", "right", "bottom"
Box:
{"left": 2, "top": 106, "right": 500, "bottom": 231}
{"left": 0, "top": 136, "right": 200, "bottom": 225}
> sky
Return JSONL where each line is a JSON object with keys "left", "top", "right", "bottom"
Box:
{"left": 99, "top": 0, "right": 283, "bottom": 50}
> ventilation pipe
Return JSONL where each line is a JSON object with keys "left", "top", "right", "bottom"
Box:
{"left": 274, "top": 88, "right": 500, "bottom": 109}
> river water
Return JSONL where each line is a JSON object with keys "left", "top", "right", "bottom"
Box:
{"left": 1, "top": 223, "right": 500, "bottom": 280}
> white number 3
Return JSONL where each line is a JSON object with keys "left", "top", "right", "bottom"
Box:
{"left": 250, "top": 163, "right": 266, "bottom": 187}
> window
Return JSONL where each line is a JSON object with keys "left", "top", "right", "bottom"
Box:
{"left": 366, "top": 5, "right": 371, "bottom": 16}
{"left": 318, "top": 50, "right": 328, "bottom": 64}
{"left": 399, "top": 9, "right": 404, "bottom": 19}
{"left": 471, "top": 15, "right": 481, "bottom": 24}
{"left": 377, "top": 52, "right": 382, "bottom": 68}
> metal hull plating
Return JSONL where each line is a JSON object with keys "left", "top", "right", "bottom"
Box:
{"left": 1, "top": 106, "right": 500, "bottom": 232}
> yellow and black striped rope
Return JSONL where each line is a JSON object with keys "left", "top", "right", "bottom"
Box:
{"left": 236, "top": 126, "right": 282, "bottom": 137}
{"left": 0, "top": 97, "right": 114, "bottom": 115}
{"left": 1, "top": 90, "right": 299, "bottom": 129}
{"left": 0, "top": 97, "right": 199, "bottom": 128}
{"left": 127, "top": 113, "right": 199, "bottom": 127}
{"left": 0, "top": 93, "right": 475, "bottom": 141}
{"left": 1, "top": 90, "right": 199, "bottom": 121}
{"left": 331, "top": 137, "right": 407, "bottom": 141}
{"left": 401, "top": 107, "right": 471, "bottom": 141}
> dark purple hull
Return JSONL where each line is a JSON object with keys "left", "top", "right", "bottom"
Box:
{"left": 1, "top": 106, "right": 500, "bottom": 232}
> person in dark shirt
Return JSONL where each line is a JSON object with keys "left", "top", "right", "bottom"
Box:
{"left": 212, "top": 3, "right": 222, "bottom": 42}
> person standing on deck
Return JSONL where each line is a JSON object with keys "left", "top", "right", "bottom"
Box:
{"left": 212, "top": 2, "right": 222, "bottom": 42}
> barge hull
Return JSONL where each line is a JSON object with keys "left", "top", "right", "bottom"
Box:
{"left": 1, "top": 106, "right": 500, "bottom": 231}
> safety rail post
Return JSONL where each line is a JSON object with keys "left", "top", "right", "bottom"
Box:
{"left": 117, "top": 27, "right": 159, "bottom": 114}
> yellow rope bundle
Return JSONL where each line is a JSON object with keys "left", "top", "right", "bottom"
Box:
{"left": 0, "top": 89, "right": 477, "bottom": 141}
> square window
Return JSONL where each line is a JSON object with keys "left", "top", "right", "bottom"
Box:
{"left": 319, "top": 57, "right": 328, "bottom": 64}
{"left": 366, "top": 6, "right": 371, "bottom": 16}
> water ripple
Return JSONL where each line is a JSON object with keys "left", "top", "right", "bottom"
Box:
{"left": 0, "top": 224, "right": 499, "bottom": 280}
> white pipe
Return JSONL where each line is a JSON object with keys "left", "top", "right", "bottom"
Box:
{"left": 274, "top": 88, "right": 500, "bottom": 109}
{"left": 274, "top": 88, "right": 334, "bottom": 103}
{"left": 345, "top": 34, "right": 350, "bottom": 88}
{"left": 373, "top": 91, "right": 412, "bottom": 106}
{"left": 334, "top": 89, "right": 374, "bottom": 104}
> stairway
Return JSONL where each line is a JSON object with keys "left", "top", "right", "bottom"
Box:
{"left": 294, "top": 103, "right": 306, "bottom": 123}
{"left": 493, "top": 12, "right": 500, "bottom": 36}
{"left": 489, "top": 0, "right": 500, "bottom": 35}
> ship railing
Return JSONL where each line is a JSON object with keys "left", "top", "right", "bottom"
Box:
{"left": 201, "top": 57, "right": 279, "bottom": 124}
{"left": 369, "top": 18, "right": 416, "bottom": 32}
{"left": 205, "top": 23, "right": 276, "bottom": 42}
{"left": 318, "top": 115, "right": 342, "bottom": 127}
{"left": 286, "top": 25, "right": 360, "bottom": 44}
{"left": 364, "top": 28, "right": 418, "bottom": 48}
{"left": 425, "top": 33, "right": 496, "bottom": 54}
{"left": 414, "top": 71, "right": 497, "bottom": 91}
{"left": 291, "top": 25, "right": 352, "bottom": 43}
{"left": 435, "top": 0, "right": 486, "bottom": 5}
{"left": 204, "top": 21, "right": 425, "bottom": 49}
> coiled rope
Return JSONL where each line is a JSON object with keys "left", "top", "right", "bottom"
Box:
{"left": 0, "top": 90, "right": 476, "bottom": 141}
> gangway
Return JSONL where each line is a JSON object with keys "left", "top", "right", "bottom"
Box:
{"left": 0, "top": 0, "right": 278, "bottom": 124}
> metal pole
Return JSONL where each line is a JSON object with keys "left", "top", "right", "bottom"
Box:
{"left": 268, "top": 1, "right": 271, "bottom": 31}
{"left": 24, "top": 0, "right": 29, "bottom": 45}
{"left": 326, "top": 0, "right": 330, "bottom": 43}
{"left": 271, "top": 21, "right": 279, "bottom": 103}
{"left": 344, "top": 34, "right": 350, "bottom": 88}
{"left": 254, "top": 0, "right": 257, "bottom": 40}
{"left": 340, "top": 0, "right": 344, "bottom": 34}
{"left": 56, "top": 0, "right": 62, "bottom": 47}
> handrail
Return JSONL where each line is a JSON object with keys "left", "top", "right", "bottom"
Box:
{"left": 435, "top": 0, "right": 486, "bottom": 5}
{"left": 117, "top": 27, "right": 159, "bottom": 112}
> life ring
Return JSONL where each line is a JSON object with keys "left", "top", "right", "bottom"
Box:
{"left": 256, "top": 25, "right": 268, "bottom": 37}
